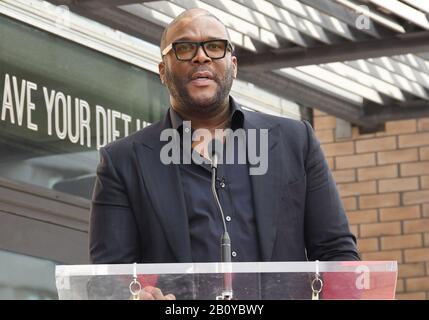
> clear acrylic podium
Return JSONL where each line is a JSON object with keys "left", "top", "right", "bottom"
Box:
{"left": 55, "top": 261, "right": 397, "bottom": 300}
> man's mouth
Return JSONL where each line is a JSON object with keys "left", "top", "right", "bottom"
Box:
{"left": 191, "top": 71, "right": 214, "bottom": 80}
{"left": 190, "top": 77, "right": 215, "bottom": 87}
{"left": 189, "top": 71, "right": 215, "bottom": 86}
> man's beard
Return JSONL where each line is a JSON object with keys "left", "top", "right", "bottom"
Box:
{"left": 164, "top": 65, "right": 234, "bottom": 115}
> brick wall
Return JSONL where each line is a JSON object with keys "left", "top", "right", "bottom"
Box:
{"left": 313, "top": 110, "right": 429, "bottom": 300}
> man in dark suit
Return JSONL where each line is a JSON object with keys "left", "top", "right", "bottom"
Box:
{"left": 89, "top": 8, "right": 359, "bottom": 299}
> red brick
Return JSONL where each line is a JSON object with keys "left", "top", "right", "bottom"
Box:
{"left": 315, "top": 129, "right": 334, "bottom": 143}
{"left": 356, "top": 137, "right": 397, "bottom": 153}
{"left": 351, "top": 127, "right": 376, "bottom": 140}
{"left": 321, "top": 141, "right": 355, "bottom": 157}
{"left": 379, "top": 206, "right": 421, "bottom": 222}
{"left": 401, "top": 161, "right": 429, "bottom": 176}
{"left": 417, "top": 117, "right": 429, "bottom": 132}
{"left": 342, "top": 197, "right": 357, "bottom": 211}
{"left": 396, "top": 279, "right": 405, "bottom": 293}
{"left": 314, "top": 116, "right": 336, "bottom": 130}
{"left": 346, "top": 209, "right": 378, "bottom": 224}
{"left": 326, "top": 157, "right": 334, "bottom": 170}
{"left": 350, "top": 224, "right": 359, "bottom": 237}
{"left": 357, "top": 165, "right": 398, "bottom": 181}
{"left": 398, "top": 263, "right": 426, "bottom": 278}
{"left": 404, "top": 248, "right": 429, "bottom": 262}
{"left": 357, "top": 237, "right": 379, "bottom": 252}
{"left": 403, "top": 218, "right": 429, "bottom": 233}
{"left": 336, "top": 153, "right": 376, "bottom": 169}
{"left": 421, "top": 176, "right": 429, "bottom": 189}
{"left": 406, "top": 277, "right": 429, "bottom": 292}
{"left": 398, "top": 132, "right": 429, "bottom": 148}
{"left": 377, "top": 148, "right": 418, "bottom": 165}
{"left": 359, "top": 193, "right": 400, "bottom": 209}
{"left": 361, "top": 250, "right": 402, "bottom": 263}
{"left": 396, "top": 292, "right": 426, "bottom": 300}
{"left": 378, "top": 177, "right": 419, "bottom": 193}
{"left": 360, "top": 222, "right": 401, "bottom": 237}
{"left": 403, "top": 190, "right": 429, "bottom": 205}
{"left": 424, "top": 204, "right": 429, "bottom": 217}
{"left": 313, "top": 109, "right": 328, "bottom": 117}
{"left": 381, "top": 234, "right": 422, "bottom": 250}
{"left": 332, "top": 169, "right": 356, "bottom": 183}
{"left": 420, "top": 146, "right": 429, "bottom": 160}
{"left": 338, "top": 181, "right": 376, "bottom": 197}
{"left": 381, "top": 119, "right": 417, "bottom": 135}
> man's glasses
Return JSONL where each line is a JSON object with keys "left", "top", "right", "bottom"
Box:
{"left": 162, "top": 39, "right": 234, "bottom": 61}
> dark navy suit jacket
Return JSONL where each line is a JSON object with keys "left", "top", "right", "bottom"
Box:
{"left": 89, "top": 99, "right": 360, "bottom": 264}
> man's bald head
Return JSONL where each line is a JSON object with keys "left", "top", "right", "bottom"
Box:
{"left": 160, "top": 8, "right": 230, "bottom": 54}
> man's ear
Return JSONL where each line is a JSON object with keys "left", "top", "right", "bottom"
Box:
{"left": 232, "top": 55, "right": 238, "bottom": 79}
{"left": 159, "top": 61, "right": 166, "bottom": 85}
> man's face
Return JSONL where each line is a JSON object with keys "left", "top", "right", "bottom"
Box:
{"left": 159, "top": 15, "right": 237, "bottom": 114}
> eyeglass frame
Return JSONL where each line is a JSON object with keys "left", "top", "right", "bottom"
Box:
{"left": 161, "top": 39, "right": 235, "bottom": 61}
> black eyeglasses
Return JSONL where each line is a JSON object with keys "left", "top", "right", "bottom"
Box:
{"left": 162, "top": 39, "right": 234, "bottom": 61}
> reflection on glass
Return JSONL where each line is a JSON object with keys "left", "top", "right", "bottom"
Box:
{"left": 0, "top": 250, "right": 58, "bottom": 300}
{"left": 56, "top": 261, "right": 398, "bottom": 300}
{"left": 0, "top": 15, "right": 169, "bottom": 199}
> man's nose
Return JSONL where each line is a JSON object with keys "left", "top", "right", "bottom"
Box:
{"left": 192, "top": 45, "right": 211, "bottom": 64}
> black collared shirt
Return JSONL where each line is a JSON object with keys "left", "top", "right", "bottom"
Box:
{"left": 169, "top": 99, "right": 261, "bottom": 263}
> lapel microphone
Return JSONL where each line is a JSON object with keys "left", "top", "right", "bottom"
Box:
{"left": 208, "top": 138, "right": 233, "bottom": 300}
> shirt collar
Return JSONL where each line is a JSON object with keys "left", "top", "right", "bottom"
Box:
{"left": 169, "top": 96, "right": 244, "bottom": 131}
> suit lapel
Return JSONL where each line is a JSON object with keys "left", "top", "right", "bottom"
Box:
{"left": 131, "top": 105, "right": 284, "bottom": 262}
{"left": 132, "top": 113, "right": 192, "bottom": 262}
{"left": 244, "top": 111, "right": 284, "bottom": 261}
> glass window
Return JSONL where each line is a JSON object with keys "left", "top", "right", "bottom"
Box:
{"left": 0, "top": 250, "right": 58, "bottom": 300}
{"left": 0, "top": 15, "right": 170, "bottom": 200}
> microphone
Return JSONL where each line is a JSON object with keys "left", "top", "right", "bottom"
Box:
{"left": 208, "top": 138, "right": 233, "bottom": 300}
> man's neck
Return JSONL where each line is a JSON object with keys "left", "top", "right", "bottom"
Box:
{"left": 172, "top": 99, "right": 232, "bottom": 159}
{"left": 172, "top": 100, "right": 231, "bottom": 132}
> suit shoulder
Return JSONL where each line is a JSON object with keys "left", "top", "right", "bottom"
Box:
{"left": 244, "top": 110, "right": 309, "bottom": 135}
{"left": 101, "top": 120, "right": 163, "bottom": 157}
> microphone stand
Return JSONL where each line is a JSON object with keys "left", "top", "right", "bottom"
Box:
{"left": 210, "top": 149, "right": 234, "bottom": 300}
